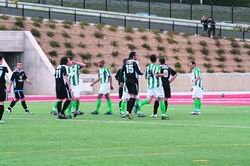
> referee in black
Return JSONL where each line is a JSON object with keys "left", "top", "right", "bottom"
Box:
{"left": 0, "top": 55, "right": 8, "bottom": 124}
{"left": 152, "top": 57, "right": 177, "bottom": 117}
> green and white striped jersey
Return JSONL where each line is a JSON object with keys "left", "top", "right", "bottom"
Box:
{"left": 192, "top": 67, "right": 203, "bottom": 88}
{"left": 145, "top": 63, "right": 162, "bottom": 89}
{"left": 68, "top": 64, "right": 81, "bottom": 86}
{"left": 98, "top": 67, "right": 111, "bottom": 84}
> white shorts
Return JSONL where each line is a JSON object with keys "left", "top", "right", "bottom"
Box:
{"left": 72, "top": 85, "right": 81, "bottom": 98}
{"left": 122, "top": 91, "right": 140, "bottom": 100}
{"left": 147, "top": 87, "right": 165, "bottom": 99}
{"left": 99, "top": 83, "right": 110, "bottom": 95}
{"left": 192, "top": 86, "right": 203, "bottom": 99}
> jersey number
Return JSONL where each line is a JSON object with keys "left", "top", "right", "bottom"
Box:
{"left": 55, "top": 69, "right": 61, "bottom": 78}
{"left": 0, "top": 70, "right": 2, "bottom": 77}
{"left": 126, "top": 64, "right": 134, "bottom": 74}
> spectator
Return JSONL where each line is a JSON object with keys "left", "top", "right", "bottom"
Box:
{"left": 208, "top": 17, "right": 216, "bottom": 38}
{"left": 201, "top": 15, "right": 208, "bottom": 33}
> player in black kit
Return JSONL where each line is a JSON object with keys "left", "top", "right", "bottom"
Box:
{"left": 7, "top": 62, "right": 32, "bottom": 114}
{"left": 121, "top": 52, "right": 143, "bottom": 119}
{"left": 152, "top": 57, "right": 177, "bottom": 117}
{"left": 0, "top": 55, "right": 8, "bottom": 124}
{"left": 55, "top": 57, "right": 72, "bottom": 119}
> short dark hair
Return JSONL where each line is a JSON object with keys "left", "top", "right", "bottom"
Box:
{"left": 150, "top": 54, "right": 157, "bottom": 63}
{"left": 128, "top": 52, "right": 136, "bottom": 59}
{"left": 190, "top": 61, "right": 196, "bottom": 65}
{"left": 123, "top": 58, "right": 127, "bottom": 65}
{"left": 0, "top": 55, "right": 3, "bottom": 61}
{"left": 159, "top": 57, "right": 165, "bottom": 64}
{"left": 60, "top": 57, "right": 68, "bottom": 65}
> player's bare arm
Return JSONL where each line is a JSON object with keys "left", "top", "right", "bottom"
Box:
{"left": 169, "top": 74, "right": 177, "bottom": 84}
{"left": 90, "top": 78, "right": 100, "bottom": 87}
{"left": 109, "top": 76, "right": 114, "bottom": 90}
{"left": 72, "top": 61, "right": 86, "bottom": 68}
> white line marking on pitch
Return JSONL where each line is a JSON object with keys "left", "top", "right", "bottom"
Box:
{"left": 5, "top": 117, "right": 250, "bottom": 129}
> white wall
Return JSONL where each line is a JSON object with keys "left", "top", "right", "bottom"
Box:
{"left": 0, "top": 31, "right": 24, "bottom": 52}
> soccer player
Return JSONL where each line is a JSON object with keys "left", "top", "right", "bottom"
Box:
{"left": 90, "top": 60, "right": 114, "bottom": 115}
{"left": 0, "top": 55, "right": 8, "bottom": 124}
{"left": 6, "top": 62, "right": 32, "bottom": 114}
{"left": 121, "top": 52, "right": 143, "bottom": 119}
{"left": 55, "top": 57, "right": 72, "bottom": 119}
{"left": 66, "top": 58, "right": 86, "bottom": 118}
{"left": 189, "top": 61, "right": 203, "bottom": 115}
{"left": 152, "top": 57, "right": 177, "bottom": 118}
{"left": 139, "top": 54, "right": 169, "bottom": 120}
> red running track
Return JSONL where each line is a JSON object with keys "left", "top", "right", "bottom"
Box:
{"left": 7, "top": 93, "right": 250, "bottom": 106}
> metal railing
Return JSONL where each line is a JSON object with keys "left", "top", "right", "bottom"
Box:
{"left": 0, "top": 1, "right": 250, "bottom": 40}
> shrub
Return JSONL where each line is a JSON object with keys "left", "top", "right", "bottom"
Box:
{"left": 111, "top": 51, "right": 119, "bottom": 57}
{"left": 167, "top": 37, "right": 178, "bottom": 44}
{"left": 31, "top": 28, "right": 41, "bottom": 38}
{"left": 80, "top": 22, "right": 89, "bottom": 29}
{"left": 50, "top": 41, "right": 60, "bottom": 48}
{"left": 81, "top": 69, "right": 90, "bottom": 74}
{"left": 124, "top": 35, "right": 133, "bottom": 41}
{"left": 79, "top": 52, "right": 92, "bottom": 60}
{"left": 62, "top": 31, "right": 70, "bottom": 38}
{"left": 66, "top": 50, "right": 75, "bottom": 58}
{"left": 186, "top": 47, "right": 194, "bottom": 54}
{"left": 47, "top": 22, "right": 56, "bottom": 29}
{"left": 172, "top": 48, "right": 180, "bottom": 53}
{"left": 173, "top": 55, "right": 179, "bottom": 60}
{"left": 96, "top": 53, "right": 103, "bottom": 58}
{"left": 230, "top": 49, "right": 241, "bottom": 55}
{"left": 174, "top": 62, "right": 182, "bottom": 69}
{"left": 183, "top": 32, "right": 191, "bottom": 38}
{"left": 62, "top": 20, "right": 73, "bottom": 28}
{"left": 234, "top": 69, "right": 245, "bottom": 73}
{"left": 85, "top": 62, "right": 92, "bottom": 68}
{"left": 31, "top": 17, "right": 43, "bottom": 23}
{"left": 217, "top": 63, "right": 225, "bottom": 69}
{"left": 125, "top": 27, "right": 134, "bottom": 33}
{"left": 207, "top": 69, "right": 214, "bottom": 73}
{"left": 216, "top": 49, "right": 225, "bottom": 55}
{"left": 243, "top": 43, "right": 250, "bottom": 49}
{"left": 111, "top": 41, "right": 118, "bottom": 47}
{"left": 97, "top": 41, "right": 103, "bottom": 47}
{"left": 127, "top": 43, "right": 137, "bottom": 50}
{"left": 233, "top": 57, "right": 242, "bottom": 63}
{"left": 96, "top": 24, "right": 105, "bottom": 30}
{"left": 157, "top": 45, "right": 165, "bottom": 52}
{"left": 215, "top": 55, "right": 226, "bottom": 62}
{"left": 226, "top": 37, "right": 236, "bottom": 42}
{"left": 167, "top": 31, "right": 175, "bottom": 38}
{"left": 155, "top": 35, "right": 163, "bottom": 43}
{"left": 48, "top": 50, "right": 58, "bottom": 57}
{"left": 247, "top": 50, "right": 250, "bottom": 56}
{"left": 203, "top": 63, "right": 212, "bottom": 69}
{"left": 79, "top": 33, "right": 85, "bottom": 38}
{"left": 187, "top": 55, "right": 195, "bottom": 61}
{"left": 94, "top": 31, "right": 104, "bottom": 39}
{"left": 32, "top": 21, "right": 41, "bottom": 28}
{"left": 64, "top": 42, "right": 73, "bottom": 49}
{"left": 15, "top": 19, "right": 24, "bottom": 28}
{"left": 111, "top": 62, "right": 116, "bottom": 68}
{"left": 141, "top": 35, "right": 148, "bottom": 41}
{"left": 142, "top": 43, "right": 151, "bottom": 50}
{"left": 231, "top": 41, "right": 240, "bottom": 48}
{"left": 215, "top": 40, "right": 221, "bottom": 47}
{"left": 200, "top": 47, "right": 209, "bottom": 55}
{"left": 199, "top": 40, "right": 207, "bottom": 47}
{"left": 78, "top": 42, "right": 86, "bottom": 48}
{"left": 47, "top": 31, "right": 55, "bottom": 37}
{"left": 203, "top": 56, "right": 211, "bottom": 61}
{"left": 49, "top": 58, "right": 57, "bottom": 66}
{"left": 108, "top": 25, "right": 117, "bottom": 32}
{"left": 187, "top": 40, "right": 192, "bottom": 45}
{"left": 138, "top": 27, "right": 145, "bottom": 32}
{"left": 176, "top": 69, "right": 186, "bottom": 73}
{"left": 63, "top": 23, "right": 71, "bottom": 29}
{"left": 0, "top": 25, "right": 7, "bottom": 30}
{"left": 0, "top": 15, "right": 9, "bottom": 20}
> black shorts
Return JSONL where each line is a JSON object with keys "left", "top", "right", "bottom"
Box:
{"left": 14, "top": 90, "right": 25, "bottom": 99}
{"left": 0, "top": 88, "right": 7, "bottom": 101}
{"left": 56, "top": 85, "right": 71, "bottom": 100}
{"left": 163, "top": 84, "right": 171, "bottom": 98}
{"left": 126, "top": 79, "right": 139, "bottom": 96}
{"left": 118, "top": 87, "right": 123, "bottom": 99}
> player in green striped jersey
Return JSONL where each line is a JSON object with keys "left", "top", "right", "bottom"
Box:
{"left": 139, "top": 54, "right": 169, "bottom": 120}
{"left": 90, "top": 60, "right": 114, "bottom": 115}
{"left": 66, "top": 58, "right": 86, "bottom": 118}
{"left": 189, "top": 61, "right": 203, "bottom": 115}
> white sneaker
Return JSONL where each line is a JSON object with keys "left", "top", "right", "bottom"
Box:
{"left": 0, "top": 120, "right": 4, "bottom": 124}
{"left": 191, "top": 111, "right": 201, "bottom": 115}
{"left": 150, "top": 114, "right": 157, "bottom": 118}
{"left": 6, "top": 108, "right": 12, "bottom": 114}
{"left": 25, "top": 111, "right": 33, "bottom": 115}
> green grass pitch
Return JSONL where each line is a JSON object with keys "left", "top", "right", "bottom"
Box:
{"left": 0, "top": 102, "right": 250, "bottom": 166}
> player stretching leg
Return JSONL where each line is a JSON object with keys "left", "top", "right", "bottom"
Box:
{"left": 55, "top": 57, "right": 72, "bottom": 119}
{"left": 121, "top": 52, "right": 143, "bottom": 120}
{"left": 152, "top": 57, "right": 177, "bottom": 118}
{"left": 67, "top": 58, "right": 86, "bottom": 118}
{"left": 139, "top": 55, "right": 169, "bottom": 120}
{"left": 0, "top": 55, "right": 9, "bottom": 124}
{"left": 189, "top": 61, "right": 203, "bottom": 115}
{"left": 7, "top": 63, "right": 32, "bottom": 115}
{"left": 91, "top": 60, "right": 114, "bottom": 115}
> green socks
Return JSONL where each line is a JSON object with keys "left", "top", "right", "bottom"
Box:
{"left": 95, "top": 99, "right": 102, "bottom": 112}
{"left": 194, "top": 98, "right": 201, "bottom": 112}
{"left": 107, "top": 99, "right": 113, "bottom": 113}
{"left": 120, "top": 100, "right": 127, "bottom": 114}
{"left": 140, "top": 99, "right": 150, "bottom": 106}
{"left": 160, "top": 101, "right": 166, "bottom": 115}
{"left": 76, "top": 100, "right": 80, "bottom": 111}
{"left": 66, "top": 102, "right": 72, "bottom": 116}
{"left": 52, "top": 101, "right": 58, "bottom": 112}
